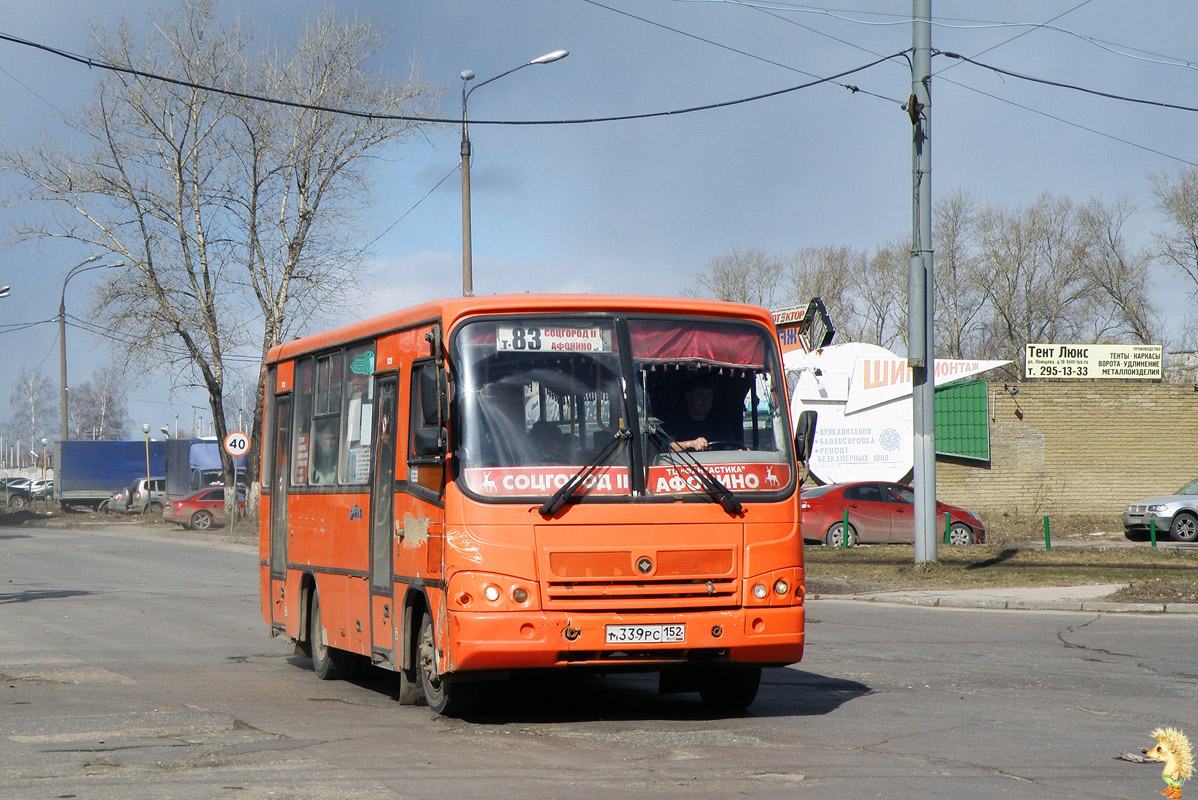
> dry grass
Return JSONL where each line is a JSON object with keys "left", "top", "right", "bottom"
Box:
{"left": 804, "top": 541, "right": 1198, "bottom": 603}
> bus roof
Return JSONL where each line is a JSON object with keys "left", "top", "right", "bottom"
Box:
{"left": 265, "top": 293, "right": 776, "bottom": 364}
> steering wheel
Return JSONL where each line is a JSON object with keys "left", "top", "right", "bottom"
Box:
{"left": 705, "top": 440, "right": 749, "bottom": 451}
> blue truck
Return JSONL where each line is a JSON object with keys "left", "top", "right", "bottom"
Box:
{"left": 53, "top": 440, "right": 168, "bottom": 510}
{"left": 54, "top": 439, "right": 249, "bottom": 511}
{"left": 164, "top": 438, "right": 247, "bottom": 499}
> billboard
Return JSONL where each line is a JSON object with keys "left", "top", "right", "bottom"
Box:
{"left": 786, "top": 343, "right": 1009, "bottom": 484}
{"left": 1025, "top": 343, "right": 1162, "bottom": 380}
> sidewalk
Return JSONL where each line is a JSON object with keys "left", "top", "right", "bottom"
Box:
{"left": 810, "top": 584, "right": 1198, "bottom": 614}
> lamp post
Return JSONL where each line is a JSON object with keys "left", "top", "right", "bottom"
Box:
{"left": 40, "top": 438, "right": 48, "bottom": 479}
{"left": 460, "top": 49, "right": 568, "bottom": 296}
{"left": 59, "top": 256, "right": 125, "bottom": 441}
{"left": 142, "top": 423, "right": 150, "bottom": 488}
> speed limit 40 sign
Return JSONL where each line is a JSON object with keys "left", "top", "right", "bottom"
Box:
{"left": 223, "top": 431, "right": 250, "bottom": 458}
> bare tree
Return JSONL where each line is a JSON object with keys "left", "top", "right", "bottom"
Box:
{"left": 1, "top": 0, "right": 438, "bottom": 516}
{"left": 974, "top": 193, "right": 1093, "bottom": 363}
{"left": 685, "top": 246, "right": 784, "bottom": 307}
{"left": 857, "top": 237, "right": 908, "bottom": 351}
{"left": 1153, "top": 166, "right": 1198, "bottom": 297}
{"left": 70, "top": 365, "right": 130, "bottom": 440}
{"left": 781, "top": 245, "right": 861, "bottom": 339}
{"left": 933, "top": 189, "right": 987, "bottom": 358}
{"left": 1076, "top": 196, "right": 1157, "bottom": 344}
{"left": 8, "top": 368, "right": 56, "bottom": 466}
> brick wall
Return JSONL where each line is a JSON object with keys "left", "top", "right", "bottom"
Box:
{"left": 936, "top": 382, "right": 1198, "bottom": 526}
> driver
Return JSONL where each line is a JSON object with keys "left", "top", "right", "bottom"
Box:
{"left": 668, "top": 379, "right": 740, "bottom": 452}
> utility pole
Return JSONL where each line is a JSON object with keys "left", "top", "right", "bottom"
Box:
{"left": 909, "top": 0, "right": 937, "bottom": 564}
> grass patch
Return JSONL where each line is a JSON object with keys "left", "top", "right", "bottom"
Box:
{"left": 805, "top": 543, "right": 1198, "bottom": 603}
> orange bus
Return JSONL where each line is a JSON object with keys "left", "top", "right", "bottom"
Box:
{"left": 259, "top": 293, "right": 815, "bottom": 715}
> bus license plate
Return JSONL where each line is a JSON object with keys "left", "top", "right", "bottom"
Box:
{"left": 605, "top": 624, "right": 685, "bottom": 644}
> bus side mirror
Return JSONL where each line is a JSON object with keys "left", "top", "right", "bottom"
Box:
{"left": 412, "top": 427, "right": 443, "bottom": 458}
{"left": 794, "top": 410, "right": 817, "bottom": 464}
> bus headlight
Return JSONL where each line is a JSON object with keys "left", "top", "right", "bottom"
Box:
{"left": 753, "top": 583, "right": 769, "bottom": 599}
{"left": 447, "top": 573, "right": 541, "bottom": 612}
{"left": 774, "top": 579, "right": 789, "bottom": 595}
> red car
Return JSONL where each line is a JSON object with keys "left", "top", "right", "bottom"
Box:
{"left": 800, "top": 481, "right": 985, "bottom": 546}
{"left": 163, "top": 487, "right": 247, "bottom": 530}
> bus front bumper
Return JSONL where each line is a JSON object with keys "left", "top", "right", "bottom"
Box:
{"left": 444, "top": 606, "right": 805, "bottom": 673}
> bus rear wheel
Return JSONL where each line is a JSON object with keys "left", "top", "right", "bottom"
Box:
{"left": 418, "top": 613, "right": 480, "bottom": 716}
{"left": 309, "top": 588, "right": 357, "bottom": 681}
{"left": 697, "top": 666, "right": 761, "bottom": 712}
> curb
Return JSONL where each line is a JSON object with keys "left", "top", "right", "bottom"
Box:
{"left": 809, "top": 593, "right": 1197, "bottom": 614}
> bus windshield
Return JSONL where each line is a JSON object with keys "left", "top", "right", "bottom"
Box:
{"left": 453, "top": 315, "right": 793, "bottom": 501}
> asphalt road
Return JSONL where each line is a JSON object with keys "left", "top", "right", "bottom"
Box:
{"left": 1, "top": 523, "right": 1194, "bottom": 799}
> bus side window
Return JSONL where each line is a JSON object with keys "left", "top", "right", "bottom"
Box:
{"left": 291, "top": 358, "right": 315, "bottom": 485}
{"left": 309, "top": 352, "right": 343, "bottom": 486}
{"left": 408, "top": 361, "right": 445, "bottom": 495}
{"left": 340, "top": 344, "right": 375, "bottom": 485}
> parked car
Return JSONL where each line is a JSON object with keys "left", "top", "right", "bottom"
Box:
{"left": 163, "top": 486, "right": 246, "bottom": 530}
{"left": 1, "top": 477, "right": 33, "bottom": 508}
{"left": 1123, "top": 478, "right": 1198, "bottom": 542}
{"left": 801, "top": 481, "right": 986, "bottom": 546}
{"left": 100, "top": 487, "right": 130, "bottom": 514}
{"left": 29, "top": 479, "right": 54, "bottom": 500}
{"left": 126, "top": 476, "right": 167, "bottom": 515}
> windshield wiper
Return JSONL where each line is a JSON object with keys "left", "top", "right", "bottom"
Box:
{"left": 539, "top": 429, "right": 632, "bottom": 517}
{"left": 645, "top": 422, "right": 743, "bottom": 516}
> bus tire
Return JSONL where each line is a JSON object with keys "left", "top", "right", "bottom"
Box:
{"left": 698, "top": 666, "right": 761, "bottom": 712}
{"left": 310, "top": 587, "right": 357, "bottom": 681}
{"left": 418, "top": 613, "right": 480, "bottom": 716}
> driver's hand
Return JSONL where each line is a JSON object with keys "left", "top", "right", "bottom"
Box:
{"left": 691, "top": 437, "right": 709, "bottom": 451}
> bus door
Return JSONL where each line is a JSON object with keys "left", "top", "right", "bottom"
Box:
{"left": 369, "top": 374, "right": 399, "bottom": 664}
{"left": 268, "top": 395, "right": 291, "bottom": 633}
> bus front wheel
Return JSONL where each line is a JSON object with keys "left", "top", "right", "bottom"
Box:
{"left": 697, "top": 666, "right": 761, "bottom": 712}
{"left": 309, "top": 588, "right": 357, "bottom": 681}
{"left": 418, "top": 614, "right": 480, "bottom": 716}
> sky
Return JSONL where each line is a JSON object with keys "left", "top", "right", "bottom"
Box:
{"left": 0, "top": 0, "right": 1195, "bottom": 445}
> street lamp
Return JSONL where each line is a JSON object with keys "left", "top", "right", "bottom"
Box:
{"left": 40, "top": 438, "right": 48, "bottom": 479}
{"left": 460, "top": 49, "right": 568, "bottom": 296}
{"left": 142, "top": 423, "right": 151, "bottom": 488}
{"left": 59, "top": 256, "right": 125, "bottom": 440}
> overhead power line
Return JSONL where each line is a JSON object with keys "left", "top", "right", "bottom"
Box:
{"left": 0, "top": 317, "right": 56, "bottom": 334}
{"left": 940, "top": 50, "right": 1198, "bottom": 114}
{"left": 936, "top": 74, "right": 1198, "bottom": 168}
{"left": 0, "top": 30, "right": 905, "bottom": 125}
{"left": 672, "top": 0, "right": 1198, "bottom": 73}
{"left": 580, "top": 0, "right": 904, "bottom": 105}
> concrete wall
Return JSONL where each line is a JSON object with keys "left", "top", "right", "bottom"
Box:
{"left": 936, "top": 382, "right": 1198, "bottom": 528}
